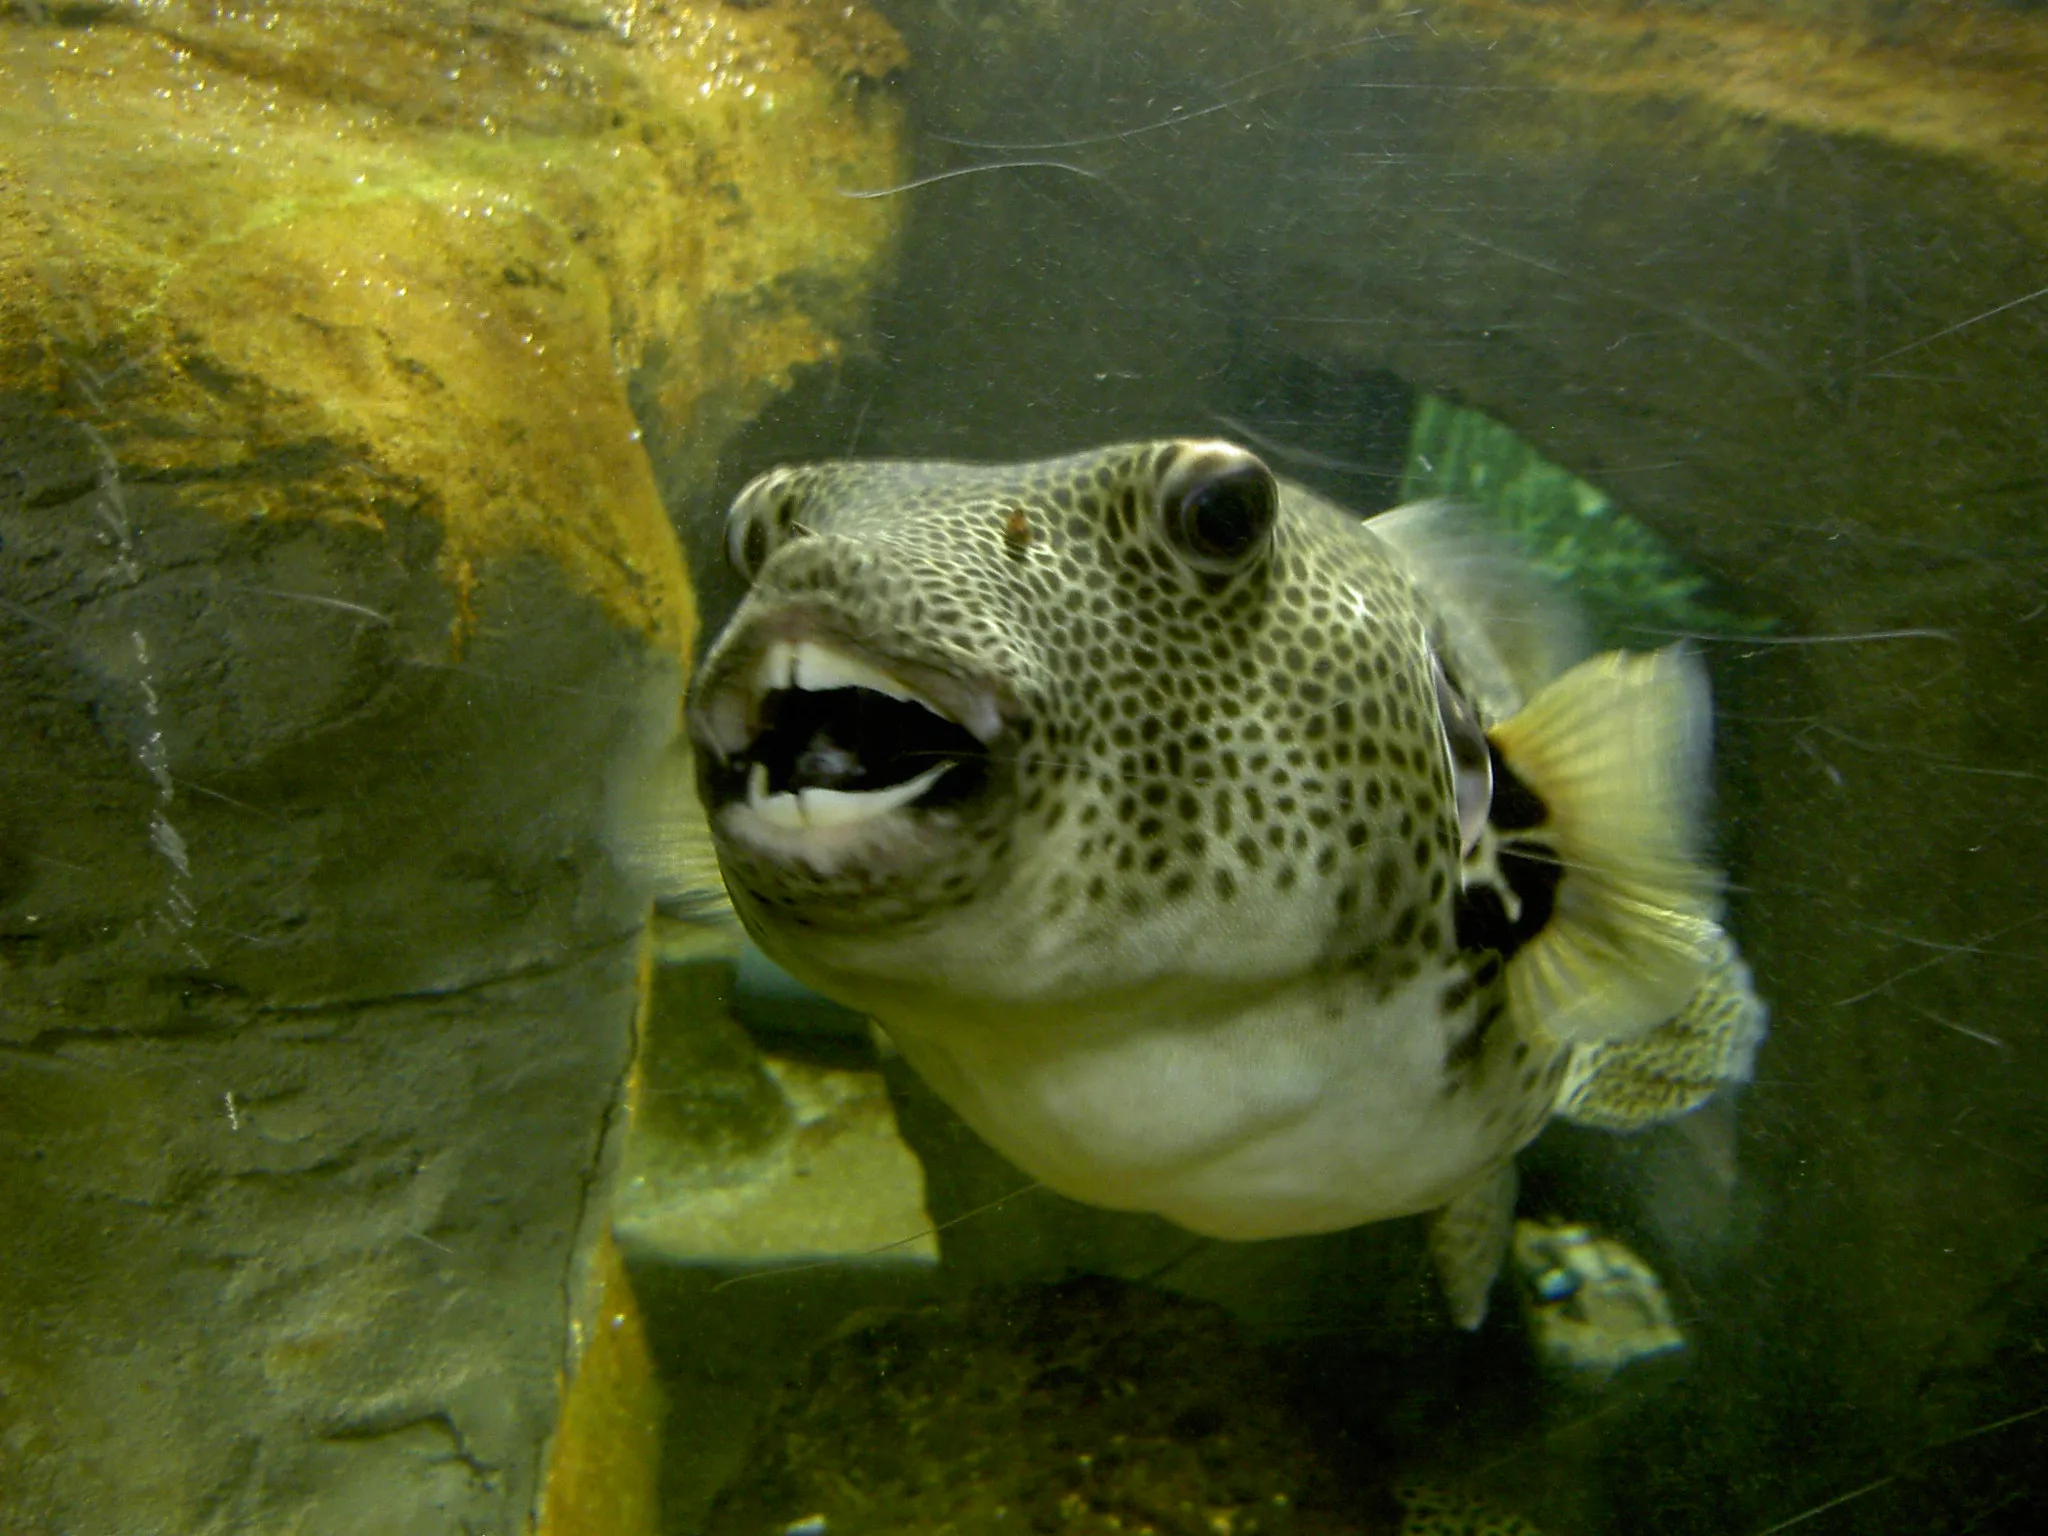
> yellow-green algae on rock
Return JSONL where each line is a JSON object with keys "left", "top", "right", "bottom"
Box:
{"left": 1, "top": 0, "right": 905, "bottom": 651}
{"left": 537, "top": 1230, "right": 662, "bottom": 1536}
{"left": 0, "top": 3, "right": 905, "bottom": 1534}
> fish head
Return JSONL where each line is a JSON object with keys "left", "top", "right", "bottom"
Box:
{"left": 687, "top": 439, "right": 1466, "bottom": 1012}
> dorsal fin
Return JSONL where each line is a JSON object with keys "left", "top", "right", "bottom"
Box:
{"left": 1366, "top": 499, "right": 1591, "bottom": 716}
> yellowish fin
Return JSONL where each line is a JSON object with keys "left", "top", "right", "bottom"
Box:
{"left": 1554, "top": 926, "right": 1767, "bottom": 1130}
{"left": 1488, "top": 646, "right": 1720, "bottom": 1044}
{"left": 1427, "top": 1161, "right": 1518, "bottom": 1331}
{"left": 1392, "top": 1482, "right": 1544, "bottom": 1536}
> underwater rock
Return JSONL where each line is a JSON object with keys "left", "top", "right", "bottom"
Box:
{"left": 701, "top": 1275, "right": 1556, "bottom": 1534}
{"left": 613, "top": 946, "right": 944, "bottom": 1529}
{"left": 0, "top": 1, "right": 904, "bottom": 1532}
{"left": 703, "top": 1276, "right": 1395, "bottom": 1536}
{"left": 613, "top": 950, "right": 939, "bottom": 1267}
{"left": 537, "top": 1232, "right": 662, "bottom": 1536}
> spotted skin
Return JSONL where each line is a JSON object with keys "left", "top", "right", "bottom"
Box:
{"left": 708, "top": 445, "right": 1484, "bottom": 975}
{"left": 687, "top": 440, "right": 1750, "bottom": 1303}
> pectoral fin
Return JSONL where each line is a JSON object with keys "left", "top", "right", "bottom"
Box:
{"left": 1428, "top": 1161, "right": 1519, "bottom": 1331}
{"left": 1488, "top": 647, "right": 1722, "bottom": 1045}
{"left": 606, "top": 736, "right": 738, "bottom": 925}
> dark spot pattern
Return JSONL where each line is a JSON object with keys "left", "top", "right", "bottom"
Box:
{"left": 703, "top": 439, "right": 1467, "bottom": 947}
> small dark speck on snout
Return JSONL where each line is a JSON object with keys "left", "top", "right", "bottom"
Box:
{"left": 1002, "top": 506, "right": 1032, "bottom": 555}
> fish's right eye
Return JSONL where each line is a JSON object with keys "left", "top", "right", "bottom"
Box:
{"left": 726, "top": 471, "right": 800, "bottom": 581}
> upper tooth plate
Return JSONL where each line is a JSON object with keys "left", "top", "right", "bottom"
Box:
{"left": 756, "top": 640, "right": 936, "bottom": 713}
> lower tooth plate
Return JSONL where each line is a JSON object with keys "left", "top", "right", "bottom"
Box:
{"left": 743, "top": 761, "right": 954, "bottom": 832}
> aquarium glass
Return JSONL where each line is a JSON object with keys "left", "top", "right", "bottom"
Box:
{"left": 4, "top": 3, "right": 2046, "bottom": 1535}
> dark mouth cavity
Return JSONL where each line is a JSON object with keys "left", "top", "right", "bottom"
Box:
{"left": 711, "top": 685, "right": 989, "bottom": 810}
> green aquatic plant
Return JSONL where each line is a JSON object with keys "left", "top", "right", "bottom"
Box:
{"left": 1400, "top": 396, "right": 1769, "bottom": 643}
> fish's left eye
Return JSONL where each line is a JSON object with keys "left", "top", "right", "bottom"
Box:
{"left": 1157, "top": 442, "right": 1278, "bottom": 573}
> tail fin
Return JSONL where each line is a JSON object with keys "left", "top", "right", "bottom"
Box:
{"left": 1554, "top": 926, "right": 1768, "bottom": 1130}
{"left": 1488, "top": 646, "right": 1720, "bottom": 1044}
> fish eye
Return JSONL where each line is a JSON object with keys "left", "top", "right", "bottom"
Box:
{"left": 1157, "top": 443, "right": 1278, "bottom": 573}
{"left": 726, "top": 470, "right": 801, "bottom": 581}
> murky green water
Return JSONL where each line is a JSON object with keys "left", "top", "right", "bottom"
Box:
{"left": 5, "top": 3, "right": 2046, "bottom": 1534}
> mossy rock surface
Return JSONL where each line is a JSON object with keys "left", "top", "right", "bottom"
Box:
{"left": 706, "top": 1277, "right": 1395, "bottom": 1536}
{"left": 0, "top": 3, "right": 906, "bottom": 1532}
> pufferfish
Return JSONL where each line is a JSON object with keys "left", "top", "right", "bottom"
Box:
{"left": 665, "top": 439, "right": 1766, "bottom": 1327}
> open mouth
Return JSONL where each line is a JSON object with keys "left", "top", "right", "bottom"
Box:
{"left": 694, "top": 637, "right": 999, "bottom": 841}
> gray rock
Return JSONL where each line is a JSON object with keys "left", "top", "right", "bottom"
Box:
{"left": 0, "top": 494, "right": 665, "bottom": 1531}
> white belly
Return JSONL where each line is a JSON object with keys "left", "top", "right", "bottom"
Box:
{"left": 883, "top": 969, "right": 1518, "bottom": 1239}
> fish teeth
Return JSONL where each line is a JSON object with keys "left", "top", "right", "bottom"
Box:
{"left": 744, "top": 759, "right": 954, "bottom": 831}
{"left": 792, "top": 641, "right": 925, "bottom": 703}
{"left": 746, "top": 639, "right": 1001, "bottom": 745}
{"left": 802, "top": 763, "right": 955, "bottom": 827}
{"left": 745, "top": 761, "right": 803, "bottom": 831}
{"left": 754, "top": 639, "right": 932, "bottom": 712}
